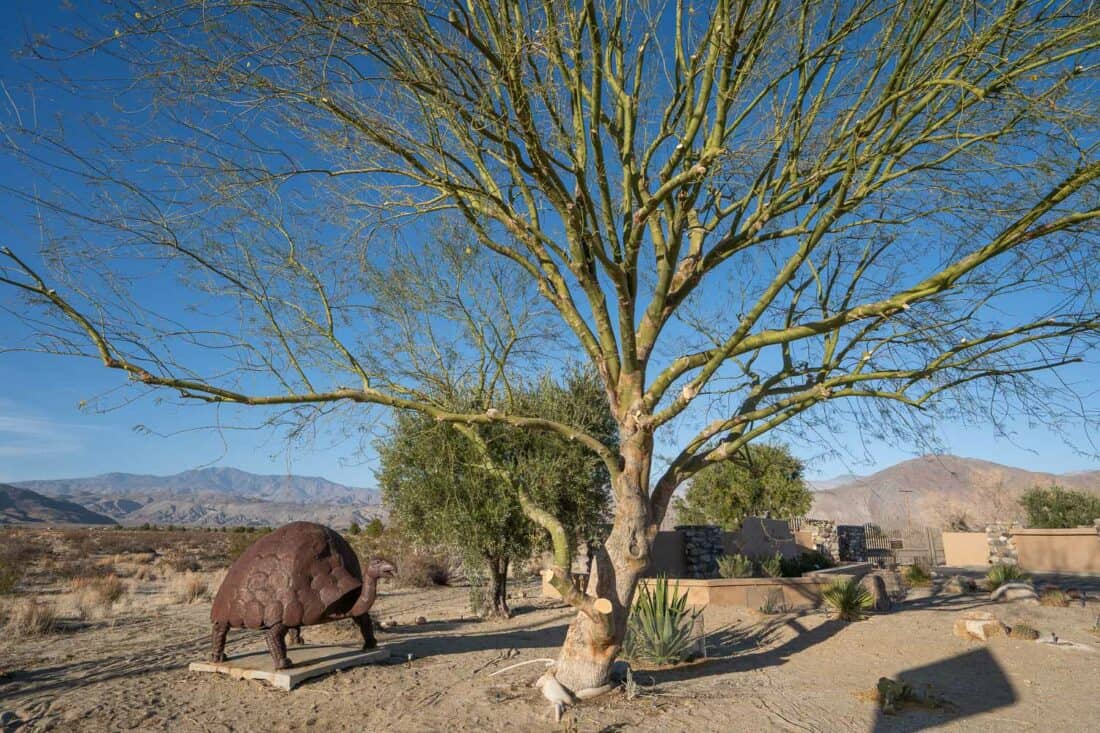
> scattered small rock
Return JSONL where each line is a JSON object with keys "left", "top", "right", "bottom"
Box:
{"left": 877, "top": 677, "right": 910, "bottom": 714}
{"left": 414, "top": 616, "right": 427, "bottom": 626}
{"left": 953, "top": 611, "right": 1008, "bottom": 641}
{"left": 991, "top": 582, "right": 1038, "bottom": 604}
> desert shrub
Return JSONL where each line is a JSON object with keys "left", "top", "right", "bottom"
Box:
{"left": 166, "top": 554, "right": 202, "bottom": 573}
{"left": 1019, "top": 485, "right": 1100, "bottom": 529}
{"left": 134, "top": 566, "right": 158, "bottom": 582}
{"left": 348, "top": 522, "right": 361, "bottom": 536}
{"left": 795, "top": 550, "right": 834, "bottom": 572}
{"left": 1039, "top": 588, "right": 1070, "bottom": 607}
{"left": 363, "top": 518, "right": 384, "bottom": 539}
{"left": 0, "top": 565, "right": 22, "bottom": 595}
{"left": 172, "top": 572, "right": 210, "bottom": 604}
{"left": 623, "top": 576, "right": 702, "bottom": 665}
{"left": 398, "top": 553, "right": 451, "bottom": 587}
{"left": 904, "top": 564, "right": 932, "bottom": 587}
{"left": 986, "top": 563, "right": 1029, "bottom": 590}
{"left": 49, "top": 559, "right": 113, "bottom": 581}
{"left": 717, "top": 554, "right": 753, "bottom": 578}
{"left": 1009, "top": 623, "right": 1040, "bottom": 640}
{"left": 758, "top": 589, "right": 788, "bottom": 615}
{"left": 758, "top": 553, "right": 783, "bottom": 578}
{"left": 4, "top": 597, "right": 57, "bottom": 635}
{"left": 226, "top": 529, "right": 272, "bottom": 562}
{"left": 822, "top": 579, "right": 871, "bottom": 622}
{"left": 71, "top": 574, "right": 126, "bottom": 618}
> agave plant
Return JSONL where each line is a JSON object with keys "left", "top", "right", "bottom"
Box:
{"left": 822, "top": 579, "right": 872, "bottom": 622}
{"left": 622, "top": 576, "right": 703, "bottom": 665}
{"left": 986, "top": 563, "right": 1030, "bottom": 591}
{"left": 759, "top": 552, "right": 784, "bottom": 578}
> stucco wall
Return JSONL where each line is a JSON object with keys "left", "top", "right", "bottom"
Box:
{"left": 721, "top": 517, "right": 800, "bottom": 559}
{"left": 942, "top": 532, "right": 989, "bottom": 567}
{"left": 1011, "top": 528, "right": 1100, "bottom": 574}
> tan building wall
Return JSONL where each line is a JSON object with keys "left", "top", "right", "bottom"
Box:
{"left": 1011, "top": 528, "right": 1100, "bottom": 574}
{"left": 942, "top": 532, "right": 989, "bottom": 567}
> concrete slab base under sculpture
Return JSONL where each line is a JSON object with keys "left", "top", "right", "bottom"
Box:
{"left": 188, "top": 645, "right": 389, "bottom": 690}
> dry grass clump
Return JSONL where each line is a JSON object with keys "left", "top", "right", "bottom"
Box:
{"left": 134, "top": 565, "right": 158, "bottom": 582}
{"left": 1039, "top": 588, "right": 1071, "bottom": 607}
{"left": 398, "top": 553, "right": 452, "bottom": 587}
{"left": 171, "top": 572, "right": 210, "bottom": 604}
{"left": 1009, "top": 623, "right": 1040, "bottom": 640}
{"left": 3, "top": 597, "right": 58, "bottom": 635}
{"left": 71, "top": 574, "right": 127, "bottom": 619}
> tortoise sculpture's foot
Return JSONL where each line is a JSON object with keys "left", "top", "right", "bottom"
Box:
{"left": 287, "top": 627, "right": 303, "bottom": 646}
{"left": 211, "top": 622, "right": 229, "bottom": 664}
{"left": 354, "top": 613, "right": 377, "bottom": 650}
{"left": 264, "top": 624, "right": 292, "bottom": 670}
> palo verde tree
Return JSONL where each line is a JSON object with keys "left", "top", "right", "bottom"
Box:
{"left": 672, "top": 443, "right": 811, "bottom": 529}
{"left": 2, "top": 1, "right": 1099, "bottom": 692}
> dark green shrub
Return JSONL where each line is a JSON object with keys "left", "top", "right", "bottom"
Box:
{"left": 623, "top": 576, "right": 702, "bottom": 665}
{"left": 364, "top": 518, "right": 384, "bottom": 539}
{"left": 1019, "top": 485, "right": 1100, "bottom": 529}
{"left": 348, "top": 522, "right": 361, "bottom": 536}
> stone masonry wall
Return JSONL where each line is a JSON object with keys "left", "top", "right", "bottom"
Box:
{"left": 676, "top": 525, "right": 723, "bottom": 579}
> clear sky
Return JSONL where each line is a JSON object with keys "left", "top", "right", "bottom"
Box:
{"left": 1, "top": 1, "right": 1097, "bottom": 487}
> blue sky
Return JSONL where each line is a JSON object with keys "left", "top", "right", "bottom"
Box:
{"left": 1, "top": 1, "right": 1097, "bottom": 487}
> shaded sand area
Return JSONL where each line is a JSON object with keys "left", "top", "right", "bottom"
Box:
{"left": 2, "top": 575, "right": 1098, "bottom": 732}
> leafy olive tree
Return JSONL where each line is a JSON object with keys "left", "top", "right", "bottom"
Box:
{"left": 1019, "top": 485, "right": 1100, "bottom": 528}
{"left": 672, "top": 444, "right": 811, "bottom": 529}
{"left": 377, "top": 370, "right": 614, "bottom": 617}
{"left": 2, "top": 1, "right": 1098, "bottom": 691}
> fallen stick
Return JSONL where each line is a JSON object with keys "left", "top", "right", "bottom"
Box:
{"left": 488, "top": 658, "right": 555, "bottom": 677}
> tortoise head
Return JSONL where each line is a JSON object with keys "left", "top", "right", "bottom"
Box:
{"left": 366, "top": 558, "right": 397, "bottom": 581}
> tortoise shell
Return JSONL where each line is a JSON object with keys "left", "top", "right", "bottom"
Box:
{"left": 211, "top": 521, "right": 363, "bottom": 629}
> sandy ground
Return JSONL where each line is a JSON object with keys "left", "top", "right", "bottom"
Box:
{"left": 1, "top": 575, "right": 1099, "bottom": 732}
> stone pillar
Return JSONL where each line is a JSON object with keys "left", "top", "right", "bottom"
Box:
{"left": 675, "top": 525, "right": 723, "bottom": 579}
{"left": 985, "top": 522, "right": 1019, "bottom": 565}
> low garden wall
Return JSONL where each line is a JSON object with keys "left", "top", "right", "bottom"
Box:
{"left": 542, "top": 563, "right": 873, "bottom": 610}
{"left": 1011, "top": 527, "right": 1100, "bottom": 574}
{"left": 942, "top": 524, "right": 1100, "bottom": 573}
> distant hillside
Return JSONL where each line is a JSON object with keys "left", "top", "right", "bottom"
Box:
{"left": 17, "top": 467, "right": 377, "bottom": 505}
{"left": 12, "top": 468, "right": 382, "bottom": 528}
{"left": 0, "top": 484, "right": 117, "bottom": 526}
{"left": 810, "top": 455, "right": 1100, "bottom": 529}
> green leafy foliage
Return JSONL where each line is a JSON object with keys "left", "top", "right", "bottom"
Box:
{"left": 1019, "top": 486, "right": 1100, "bottom": 529}
{"left": 904, "top": 564, "right": 932, "bottom": 587}
{"left": 377, "top": 368, "right": 615, "bottom": 614}
{"left": 822, "top": 579, "right": 872, "bottom": 621}
{"left": 347, "top": 522, "right": 361, "bottom": 536}
{"left": 363, "top": 518, "right": 384, "bottom": 539}
{"left": 717, "top": 553, "right": 753, "bottom": 578}
{"left": 623, "top": 576, "right": 703, "bottom": 666}
{"left": 759, "top": 552, "right": 784, "bottom": 578}
{"left": 986, "top": 563, "right": 1030, "bottom": 590}
{"left": 672, "top": 444, "right": 811, "bottom": 529}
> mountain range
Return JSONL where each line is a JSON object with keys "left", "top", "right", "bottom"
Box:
{"left": 9, "top": 467, "right": 382, "bottom": 528}
{"left": 0, "top": 484, "right": 117, "bottom": 526}
{"left": 809, "top": 454, "right": 1100, "bottom": 529}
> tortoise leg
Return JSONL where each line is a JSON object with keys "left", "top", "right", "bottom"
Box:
{"left": 211, "top": 622, "right": 229, "bottom": 663}
{"left": 353, "top": 613, "right": 376, "bottom": 650}
{"left": 264, "top": 624, "right": 292, "bottom": 670}
{"left": 287, "top": 627, "right": 303, "bottom": 646}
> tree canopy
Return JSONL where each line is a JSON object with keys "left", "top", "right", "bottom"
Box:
{"left": 672, "top": 444, "right": 811, "bottom": 529}
{"left": 1018, "top": 485, "right": 1100, "bottom": 529}
{"left": 377, "top": 370, "right": 615, "bottom": 615}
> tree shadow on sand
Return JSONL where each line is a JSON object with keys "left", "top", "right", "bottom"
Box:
{"left": 870, "top": 646, "right": 1015, "bottom": 732}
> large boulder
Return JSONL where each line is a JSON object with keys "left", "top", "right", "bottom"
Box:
{"left": 953, "top": 611, "right": 1008, "bottom": 641}
{"left": 990, "top": 582, "right": 1038, "bottom": 604}
{"left": 860, "top": 574, "right": 892, "bottom": 612}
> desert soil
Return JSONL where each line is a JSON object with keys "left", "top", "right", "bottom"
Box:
{"left": 2, "top": 573, "right": 1099, "bottom": 733}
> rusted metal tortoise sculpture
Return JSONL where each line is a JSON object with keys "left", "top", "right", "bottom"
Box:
{"left": 210, "top": 521, "right": 396, "bottom": 669}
